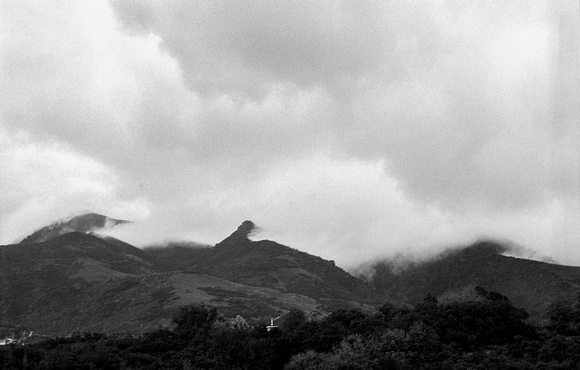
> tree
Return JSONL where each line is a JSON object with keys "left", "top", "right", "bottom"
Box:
{"left": 173, "top": 304, "right": 218, "bottom": 338}
{"left": 546, "top": 295, "right": 580, "bottom": 336}
{"left": 282, "top": 309, "right": 307, "bottom": 332}
{"left": 413, "top": 287, "right": 533, "bottom": 350}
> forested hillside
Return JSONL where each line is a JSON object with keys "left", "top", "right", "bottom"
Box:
{"left": 2, "top": 287, "right": 580, "bottom": 369}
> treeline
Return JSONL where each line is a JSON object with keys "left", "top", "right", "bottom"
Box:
{"left": 1, "top": 287, "right": 580, "bottom": 369}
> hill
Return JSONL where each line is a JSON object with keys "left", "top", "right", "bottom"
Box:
{"left": 19, "top": 213, "right": 129, "bottom": 244}
{"left": 367, "top": 241, "right": 580, "bottom": 321}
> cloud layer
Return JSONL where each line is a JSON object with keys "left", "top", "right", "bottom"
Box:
{"left": 1, "top": 0, "right": 578, "bottom": 268}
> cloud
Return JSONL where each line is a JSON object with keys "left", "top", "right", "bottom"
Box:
{"left": 0, "top": 129, "right": 150, "bottom": 243}
{"left": 108, "top": 0, "right": 579, "bottom": 210}
{"left": 111, "top": 0, "right": 400, "bottom": 91}
{"left": 1, "top": 0, "right": 579, "bottom": 268}
{"left": 339, "top": 2, "right": 578, "bottom": 211}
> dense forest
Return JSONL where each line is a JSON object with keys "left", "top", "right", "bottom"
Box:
{"left": 1, "top": 287, "right": 580, "bottom": 369}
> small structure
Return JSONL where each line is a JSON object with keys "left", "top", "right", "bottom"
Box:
{"left": 266, "top": 316, "right": 282, "bottom": 332}
{"left": 0, "top": 338, "right": 14, "bottom": 346}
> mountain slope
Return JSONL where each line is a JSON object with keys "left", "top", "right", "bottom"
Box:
{"left": 368, "top": 241, "right": 580, "bottom": 321}
{"left": 20, "top": 213, "right": 129, "bottom": 244}
{"left": 149, "top": 221, "right": 389, "bottom": 311}
{"left": 1, "top": 232, "right": 170, "bottom": 332}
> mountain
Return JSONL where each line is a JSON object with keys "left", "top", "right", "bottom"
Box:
{"left": 7, "top": 214, "right": 578, "bottom": 334}
{"left": 19, "top": 213, "right": 130, "bottom": 244}
{"left": 367, "top": 241, "right": 580, "bottom": 321}
{"left": 0, "top": 231, "right": 327, "bottom": 333}
{"left": 1, "top": 221, "right": 391, "bottom": 334}
{"left": 146, "top": 221, "right": 388, "bottom": 311}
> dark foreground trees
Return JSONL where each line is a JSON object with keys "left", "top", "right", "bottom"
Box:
{"left": 2, "top": 290, "right": 580, "bottom": 369}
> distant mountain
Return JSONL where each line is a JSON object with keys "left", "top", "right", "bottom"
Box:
{"left": 19, "top": 213, "right": 130, "bottom": 244}
{"left": 146, "top": 221, "right": 389, "bottom": 312}
{"left": 367, "top": 241, "right": 580, "bottom": 321}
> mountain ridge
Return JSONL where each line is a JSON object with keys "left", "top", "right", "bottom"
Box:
{"left": 5, "top": 214, "right": 580, "bottom": 333}
{"left": 1, "top": 219, "right": 392, "bottom": 333}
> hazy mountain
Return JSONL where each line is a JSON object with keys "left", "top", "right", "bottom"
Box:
{"left": 19, "top": 213, "right": 130, "bottom": 244}
{"left": 367, "top": 241, "right": 580, "bottom": 321}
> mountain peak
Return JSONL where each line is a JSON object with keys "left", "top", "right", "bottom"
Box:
{"left": 20, "top": 212, "right": 130, "bottom": 244}
{"left": 459, "top": 240, "right": 508, "bottom": 258}
{"left": 216, "top": 220, "right": 258, "bottom": 247}
{"left": 237, "top": 220, "right": 256, "bottom": 235}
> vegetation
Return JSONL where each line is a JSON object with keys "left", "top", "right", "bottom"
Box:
{"left": 2, "top": 289, "right": 580, "bottom": 369}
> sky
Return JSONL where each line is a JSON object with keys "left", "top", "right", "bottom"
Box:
{"left": 1, "top": 0, "right": 579, "bottom": 268}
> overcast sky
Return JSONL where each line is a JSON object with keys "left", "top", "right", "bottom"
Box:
{"left": 1, "top": 0, "right": 579, "bottom": 268}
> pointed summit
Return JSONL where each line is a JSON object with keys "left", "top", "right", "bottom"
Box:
{"left": 236, "top": 220, "right": 256, "bottom": 236}
{"left": 216, "top": 220, "right": 257, "bottom": 247}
